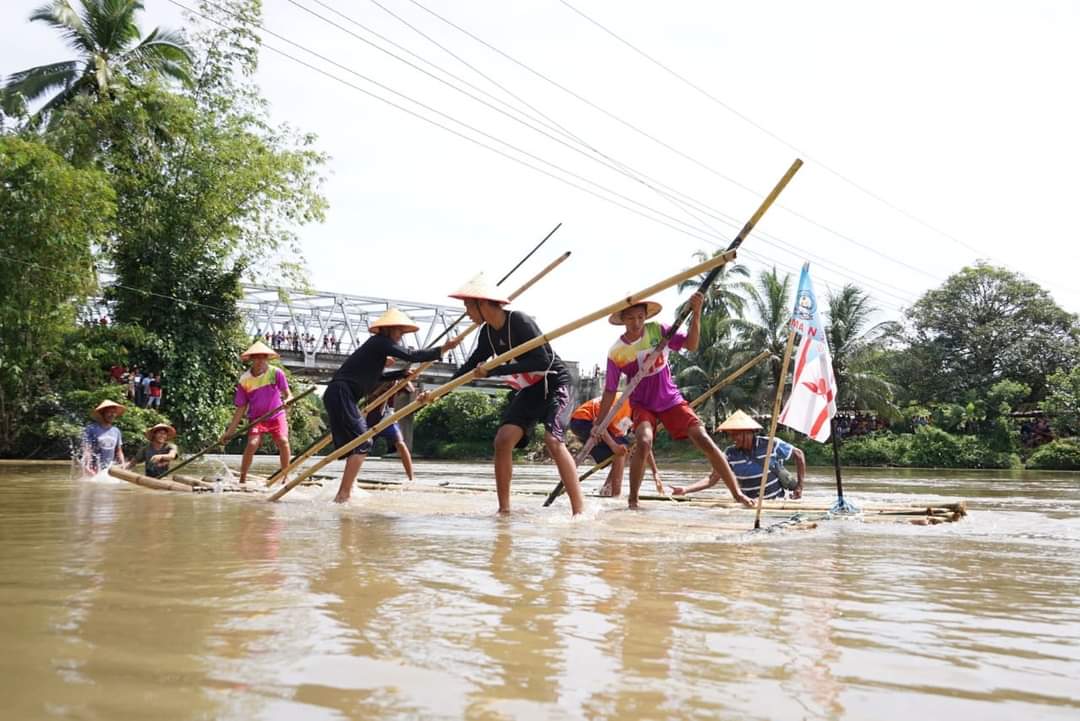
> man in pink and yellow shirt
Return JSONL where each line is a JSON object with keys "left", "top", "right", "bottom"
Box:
{"left": 592, "top": 292, "right": 751, "bottom": 509}
{"left": 221, "top": 341, "right": 292, "bottom": 484}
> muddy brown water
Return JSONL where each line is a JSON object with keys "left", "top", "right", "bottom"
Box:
{"left": 1, "top": 458, "right": 1078, "bottom": 720}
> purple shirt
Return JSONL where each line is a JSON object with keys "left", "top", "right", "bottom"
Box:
{"left": 235, "top": 367, "right": 289, "bottom": 420}
{"left": 605, "top": 322, "right": 687, "bottom": 413}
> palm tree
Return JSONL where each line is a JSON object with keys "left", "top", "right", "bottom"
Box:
{"left": 677, "top": 249, "right": 753, "bottom": 320}
{"left": 825, "top": 283, "right": 901, "bottom": 416}
{"left": 1, "top": 0, "right": 192, "bottom": 124}
{"left": 727, "top": 267, "right": 794, "bottom": 400}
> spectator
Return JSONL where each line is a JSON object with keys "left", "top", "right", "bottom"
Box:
{"left": 147, "top": 373, "right": 163, "bottom": 409}
{"left": 109, "top": 364, "right": 126, "bottom": 384}
{"left": 140, "top": 372, "right": 153, "bottom": 408}
{"left": 132, "top": 367, "right": 145, "bottom": 407}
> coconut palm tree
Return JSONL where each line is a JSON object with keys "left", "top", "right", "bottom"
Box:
{"left": 726, "top": 267, "right": 793, "bottom": 400}
{"left": 677, "top": 249, "right": 753, "bottom": 320}
{"left": 1, "top": 0, "right": 192, "bottom": 124}
{"left": 825, "top": 283, "right": 901, "bottom": 415}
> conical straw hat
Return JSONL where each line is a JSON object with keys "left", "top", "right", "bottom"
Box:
{"left": 145, "top": 423, "right": 177, "bottom": 441}
{"left": 369, "top": 307, "right": 420, "bottom": 334}
{"left": 91, "top": 399, "right": 126, "bottom": 422}
{"left": 608, "top": 300, "right": 663, "bottom": 325}
{"left": 448, "top": 273, "right": 509, "bottom": 304}
{"left": 717, "top": 409, "right": 763, "bottom": 432}
{"left": 241, "top": 340, "right": 279, "bottom": 360}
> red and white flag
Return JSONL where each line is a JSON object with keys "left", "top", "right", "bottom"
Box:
{"left": 780, "top": 264, "right": 837, "bottom": 442}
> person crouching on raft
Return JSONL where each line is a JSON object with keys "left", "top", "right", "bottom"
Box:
{"left": 671, "top": 410, "right": 806, "bottom": 500}
{"left": 435, "top": 274, "right": 585, "bottom": 517}
{"left": 592, "top": 293, "right": 753, "bottom": 509}
{"left": 328, "top": 308, "right": 461, "bottom": 503}
{"left": 128, "top": 423, "right": 178, "bottom": 479}
{"left": 221, "top": 341, "right": 292, "bottom": 484}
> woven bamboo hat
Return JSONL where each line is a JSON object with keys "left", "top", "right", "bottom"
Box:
{"left": 91, "top": 399, "right": 126, "bottom": 422}
{"left": 448, "top": 273, "right": 509, "bottom": 304}
{"left": 608, "top": 300, "right": 662, "bottom": 326}
{"left": 241, "top": 340, "right": 279, "bottom": 360}
{"left": 717, "top": 410, "right": 763, "bottom": 433}
{"left": 145, "top": 423, "right": 177, "bottom": 441}
{"left": 369, "top": 307, "right": 420, "bottom": 334}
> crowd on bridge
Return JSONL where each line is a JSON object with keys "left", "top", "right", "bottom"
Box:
{"left": 262, "top": 330, "right": 342, "bottom": 354}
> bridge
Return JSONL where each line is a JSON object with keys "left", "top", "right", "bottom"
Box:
{"left": 86, "top": 281, "right": 595, "bottom": 400}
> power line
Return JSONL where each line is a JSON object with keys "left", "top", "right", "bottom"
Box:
{"left": 286, "top": 0, "right": 930, "bottom": 302}
{"left": 555, "top": 0, "right": 987, "bottom": 259}
{"left": 397, "top": 0, "right": 947, "bottom": 284}
{"left": 173, "top": 0, "right": 922, "bottom": 315}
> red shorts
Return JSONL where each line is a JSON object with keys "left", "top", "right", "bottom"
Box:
{"left": 250, "top": 414, "right": 289, "bottom": 441}
{"left": 632, "top": 402, "right": 701, "bottom": 441}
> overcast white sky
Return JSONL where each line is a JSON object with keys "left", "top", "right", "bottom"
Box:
{"left": 3, "top": 0, "right": 1078, "bottom": 367}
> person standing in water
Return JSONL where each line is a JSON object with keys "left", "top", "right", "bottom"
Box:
{"left": 327, "top": 308, "right": 461, "bottom": 503}
{"left": 221, "top": 341, "right": 292, "bottom": 484}
{"left": 82, "top": 400, "right": 126, "bottom": 475}
{"left": 438, "top": 274, "right": 585, "bottom": 517}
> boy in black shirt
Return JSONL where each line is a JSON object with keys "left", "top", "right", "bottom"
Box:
{"left": 328, "top": 308, "right": 459, "bottom": 503}
{"left": 447, "top": 275, "right": 585, "bottom": 516}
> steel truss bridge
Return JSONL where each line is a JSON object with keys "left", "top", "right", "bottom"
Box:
{"left": 85, "top": 283, "right": 584, "bottom": 394}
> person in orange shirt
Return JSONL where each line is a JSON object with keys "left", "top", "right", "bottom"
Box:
{"left": 569, "top": 394, "right": 661, "bottom": 497}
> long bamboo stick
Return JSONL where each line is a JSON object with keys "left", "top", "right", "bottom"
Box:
{"left": 167, "top": 385, "right": 316, "bottom": 478}
{"left": 269, "top": 249, "right": 738, "bottom": 502}
{"left": 109, "top": 466, "right": 195, "bottom": 492}
{"left": 543, "top": 349, "right": 771, "bottom": 505}
{"left": 574, "top": 159, "right": 803, "bottom": 466}
{"left": 752, "top": 325, "right": 799, "bottom": 529}
{"left": 263, "top": 251, "right": 572, "bottom": 487}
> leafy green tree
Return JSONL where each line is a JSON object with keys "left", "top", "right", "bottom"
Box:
{"left": 904, "top": 262, "right": 1079, "bottom": 403}
{"left": 42, "top": 0, "right": 326, "bottom": 444}
{"left": 1042, "top": 365, "right": 1080, "bottom": 436}
{"left": 1, "top": 0, "right": 192, "bottom": 125}
{"left": 825, "top": 283, "right": 900, "bottom": 415}
{"left": 0, "top": 136, "right": 114, "bottom": 455}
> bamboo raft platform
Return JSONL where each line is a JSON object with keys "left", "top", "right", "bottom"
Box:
{"left": 105, "top": 467, "right": 965, "bottom": 527}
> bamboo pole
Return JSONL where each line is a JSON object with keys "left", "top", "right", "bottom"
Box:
{"left": 574, "top": 159, "right": 803, "bottom": 466}
{"left": 752, "top": 327, "right": 799, "bottom": 530}
{"left": 109, "top": 466, "right": 194, "bottom": 492}
{"left": 543, "top": 348, "right": 771, "bottom": 505}
{"left": 167, "top": 386, "right": 316, "bottom": 479}
{"left": 269, "top": 249, "right": 738, "bottom": 502}
{"left": 263, "top": 251, "right": 572, "bottom": 487}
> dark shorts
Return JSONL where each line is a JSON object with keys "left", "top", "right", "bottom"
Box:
{"left": 502, "top": 380, "right": 570, "bottom": 449}
{"left": 364, "top": 410, "right": 403, "bottom": 444}
{"left": 324, "top": 381, "right": 371, "bottom": 456}
{"left": 569, "top": 418, "right": 629, "bottom": 463}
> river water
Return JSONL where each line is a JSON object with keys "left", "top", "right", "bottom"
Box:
{"left": 1, "top": 459, "right": 1078, "bottom": 720}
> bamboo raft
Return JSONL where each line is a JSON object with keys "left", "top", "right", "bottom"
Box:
{"left": 107, "top": 467, "right": 321, "bottom": 494}
{"left": 106, "top": 468, "right": 965, "bottom": 526}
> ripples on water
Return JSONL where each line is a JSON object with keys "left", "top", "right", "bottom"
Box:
{"left": 0, "top": 460, "right": 1078, "bottom": 720}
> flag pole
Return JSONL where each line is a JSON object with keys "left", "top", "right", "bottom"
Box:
{"left": 752, "top": 328, "right": 798, "bottom": 530}
{"left": 829, "top": 417, "right": 858, "bottom": 513}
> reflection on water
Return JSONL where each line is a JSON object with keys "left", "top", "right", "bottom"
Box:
{"left": 1, "top": 461, "right": 1078, "bottom": 720}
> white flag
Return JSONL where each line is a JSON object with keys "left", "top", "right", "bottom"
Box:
{"left": 779, "top": 264, "right": 837, "bottom": 442}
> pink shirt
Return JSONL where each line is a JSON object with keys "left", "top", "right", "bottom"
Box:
{"left": 235, "top": 367, "right": 289, "bottom": 420}
{"left": 604, "top": 322, "right": 687, "bottom": 413}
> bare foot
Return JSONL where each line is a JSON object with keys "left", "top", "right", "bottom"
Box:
{"left": 628, "top": 499, "right": 641, "bottom": 510}
{"left": 496, "top": 507, "right": 511, "bottom": 516}
{"left": 333, "top": 494, "right": 350, "bottom": 504}
{"left": 599, "top": 483, "right": 613, "bottom": 497}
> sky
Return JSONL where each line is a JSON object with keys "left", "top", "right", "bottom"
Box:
{"left": 3, "top": 0, "right": 1079, "bottom": 369}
